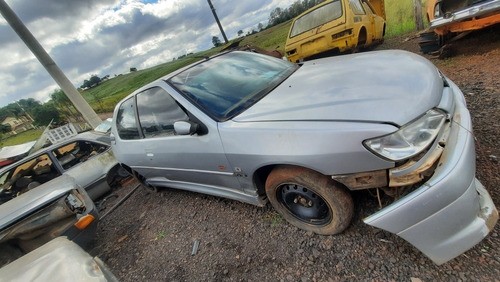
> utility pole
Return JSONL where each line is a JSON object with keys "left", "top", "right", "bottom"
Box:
{"left": 206, "top": 0, "right": 228, "bottom": 44}
{"left": 0, "top": 0, "right": 102, "bottom": 128}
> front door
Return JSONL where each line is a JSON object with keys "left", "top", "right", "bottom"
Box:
{"left": 125, "top": 87, "right": 240, "bottom": 191}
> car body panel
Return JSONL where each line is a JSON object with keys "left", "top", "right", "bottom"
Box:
{"left": 0, "top": 237, "right": 118, "bottom": 282}
{"left": 235, "top": 50, "right": 443, "bottom": 127}
{"left": 427, "top": 0, "right": 500, "bottom": 34}
{"left": 0, "top": 175, "right": 80, "bottom": 231}
{"left": 0, "top": 131, "right": 121, "bottom": 202}
{"left": 364, "top": 79, "right": 499, "bottom": 264}
{"left": 219, "top": 120, "right": 396, "bottom": 177}
{"left": 63, "top": 148, "right": 116, "bottom": 200}
{"left": 0, "top": 175, "right": 98, "bottom": 263}
{"left": 111, "top": 50, "right": 497, "bottom": 264}
{"left": 285, "top": 0, "right": 386, "bottom": 62}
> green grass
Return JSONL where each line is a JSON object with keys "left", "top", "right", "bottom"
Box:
{"left": 81, "top": 56, "right": 206, "bottom": 112}
{"left": 0, "top": 129, "right": 44, "bottom": 147}
{"left": 155, "top": 230, "right": 168, "bottom": 240}
{"left": 385, "top": 0, "right": 427, "bottom": 38}
{"left": 240, "top": 21, "right": 292, "bottom": 54}
{"left": 263, "top": 211, "right": 284, "bottom": 227}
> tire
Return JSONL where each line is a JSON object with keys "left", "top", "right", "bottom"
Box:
{"left": 265, "top": 166, "right": 353, "bottom": 235}
{"left": 357, "top": 27, "right": 367, "bottom": 49}
{"left": 419, "top": 31, "right": 442, "bottom": 54}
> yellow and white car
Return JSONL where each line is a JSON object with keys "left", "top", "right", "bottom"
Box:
{"left": 285, "top": 0, "right": 386, "bottom": 62}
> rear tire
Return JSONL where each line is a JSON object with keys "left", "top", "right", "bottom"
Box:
{"left": 357, "top": 27, "right": 367, "bottom": 50}
{"left": 265, "top": 166, "right": 353, "bottom": 235}
{"left": 419, "top": 31, "right": 442, "bottom": 54}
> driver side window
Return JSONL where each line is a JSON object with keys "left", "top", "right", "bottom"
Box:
{"left": 136, "top": 87, "right": 189, "bottom": 138}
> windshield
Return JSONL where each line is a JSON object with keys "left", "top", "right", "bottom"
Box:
{"left": 290, "top": 0, "right": 343, "bottom": 38}
{"left": 168, "top": 51, "right": 297, "bottom": 121}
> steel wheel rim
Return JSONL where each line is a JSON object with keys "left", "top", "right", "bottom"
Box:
{"left": 277, "top": 183, "right": 331, "bottom": 225}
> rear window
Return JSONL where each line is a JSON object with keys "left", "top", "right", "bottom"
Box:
{"left": 290, "top": 0, "right": 343, "bottom": 38}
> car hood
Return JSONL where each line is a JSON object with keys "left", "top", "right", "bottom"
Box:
{"left": 0, "top": 175, "right": 78, "bottom": 231}
{"left": 234, "top": 50, "right": 444, "bottom": 127}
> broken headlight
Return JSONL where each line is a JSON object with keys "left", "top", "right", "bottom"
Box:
{"left": 364, "top": 109, "right": 446, "bottom": 161}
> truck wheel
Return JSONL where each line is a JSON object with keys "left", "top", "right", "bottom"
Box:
{"left": 265, "top": 166, "right": 353, "bottom": 235}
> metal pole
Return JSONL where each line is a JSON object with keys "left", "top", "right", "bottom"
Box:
{"left": 0, "top": 0, "right": 102, "bottom": 128}
{"left": 15, "top": 101, "right": 34, "bottom": 122}
{"left": 206, "top": 0, "right": 228, "bottom": 43}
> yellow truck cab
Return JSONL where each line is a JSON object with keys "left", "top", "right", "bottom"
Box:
{"left": 285, "top": 0, "right": 386, "bottom": 62}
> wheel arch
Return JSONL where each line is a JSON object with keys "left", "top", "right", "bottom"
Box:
{"left": 105, "top": 164, "right": 124, "bottom": 186}
{"left": 357, "top": 26, "right": 368, "bottom": 47}
{"left": 253, "top": 164, "right": 345, "bottom": 197}
{"left": 119, "top": 163, "right": 145, "bottom": 183}
{"left": 263, "top": 165, "right": 354, "bottom": 235}
{"left": 119, "top": 163, "right": 157, "bottom": 191}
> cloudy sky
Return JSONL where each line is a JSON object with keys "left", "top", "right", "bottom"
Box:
{"left": 0, "top": 0, "right": 296, "bottom": 107}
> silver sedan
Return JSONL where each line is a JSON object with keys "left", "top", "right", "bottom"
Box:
{"left": 111, "top": 50, "right": 498, "bottom": 264}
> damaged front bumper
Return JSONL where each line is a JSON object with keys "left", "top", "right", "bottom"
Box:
{"left": 364, "top": 81, "right": 498, "bottom": 265}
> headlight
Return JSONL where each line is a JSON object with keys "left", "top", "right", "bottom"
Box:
{"left": 364, "top": 109, "right": 446, "bottom": 161}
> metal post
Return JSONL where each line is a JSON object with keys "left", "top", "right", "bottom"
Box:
{"left": 206, "top": 0, "right": 228, "bottom": 43}
{"left": 0, "top": 0, "right": 102, "bottom": 128}
{"left": 15, "top": 101, "right": 34, "bottom": 122}
{"left": 413, "top": 0, "right": 425, "bottom": 31}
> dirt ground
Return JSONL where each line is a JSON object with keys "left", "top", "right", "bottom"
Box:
{"left": 90, "top": 26, "right": 500, "bottom": 281}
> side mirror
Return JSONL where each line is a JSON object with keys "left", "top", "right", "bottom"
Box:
{"left": 174, "top": 121, "right": 199, "bottom": 136}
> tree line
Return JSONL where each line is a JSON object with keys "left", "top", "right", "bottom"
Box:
{"left": 0, "top": 72, "right": 112, "bottom": 134}
{"left": 0, "top": 88, "right": 89, "bottom": 134}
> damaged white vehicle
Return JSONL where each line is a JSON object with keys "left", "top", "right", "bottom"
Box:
{"left": 111, "top": 50, "right": 498, "bottom": 264}
{"left": 0, "top": 175, "right": 98, "bottom": 267}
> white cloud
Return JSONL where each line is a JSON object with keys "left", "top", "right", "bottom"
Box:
{"left": 0, "top": 0, "right": 298, "bottom": 107}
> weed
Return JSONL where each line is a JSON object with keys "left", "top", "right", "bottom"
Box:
{"left": 264, "top": 211, "right": 284, "bottom": 227}
{"left": 155, "top": 230, "right": 167, "bottom": 240}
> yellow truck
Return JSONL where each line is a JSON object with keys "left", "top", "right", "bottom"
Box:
{"left": 419, "top": 0, "right": 500, "bottom": 54}
{"left": 285, "top": 0, "right": 386, "bottom": 62}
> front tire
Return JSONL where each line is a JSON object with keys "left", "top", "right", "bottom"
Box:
{"left": 265, "top": 166, "right": 353, "bottom": 235}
